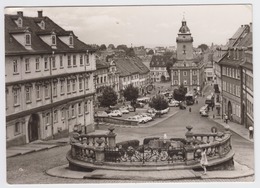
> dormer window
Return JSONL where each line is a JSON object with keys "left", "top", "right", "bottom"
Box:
{"left": 40, "top": 20, "right": 45, "bottom": 30}
{"left": 69, "top": 36, "right": 73, "bottom": 45}
{"left": 52, "top": 35, "right": 56, "bottom": 45}
{"left": 17, "top": 17, "right": 23, "bottom": 27}
{"left": 25, "top": 34, "right": 31, "bottom": 45}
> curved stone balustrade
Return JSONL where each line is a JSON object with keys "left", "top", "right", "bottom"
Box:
{"left": 67, "top": 126, "right": 234, "bottom": 171}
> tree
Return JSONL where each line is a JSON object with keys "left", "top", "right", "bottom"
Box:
{"left": 117, "top": 44, "right": 128, "bottom": 51}
{"left": 108, "top": 44, "right": 115, "bottom": 49}
{"left": 99, "top": 44, "right": 107, "bottom": 51}
{"left": 99, "top": 86, "right": 118, "bottom": 108}
{"left": 149, "top": 95, "right": 169, "bottom": 117}
{"left": 147, "top": 49, "right": 154, "bottom": 55}
{"left": 123, "top": 84, "right": 139, "bottom": 111}
{"left": 173, "top": 84, "right": 187, "bottom": 101}
{"left": 126, "top": 47, "right": 136, "bottom": 57}
{"left": 198, "top": 44, "right": 209, "bottom": 52}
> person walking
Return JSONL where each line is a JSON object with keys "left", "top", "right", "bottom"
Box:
{"left": 189, "top": 107, "right": 191, "bottom": 112}
{"left": 249, "top": 126, "right": 254, "bottom": 139}
{"left": 200, "top": 148, "right": 208, "bottom": 175}
{"left": 224, "top": 114, "right": 228, "bottom": 124}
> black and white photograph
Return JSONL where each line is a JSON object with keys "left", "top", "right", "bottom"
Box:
{"left": 2, "top": 1, "right": 257, "bottom": 186}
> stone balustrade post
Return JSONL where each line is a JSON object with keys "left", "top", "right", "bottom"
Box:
{"left": 107, "top": 127, "right": 117, "bottom": 148}
{"left": 95, "top": 138, "right": 105, "bottom": 165}
{"left": 184, "top": 145, "right": 195, "bottom": 164}
{"left": 185, "top": 125, "right": 194, "bottom": 145}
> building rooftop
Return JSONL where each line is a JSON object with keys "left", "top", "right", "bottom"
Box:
{"left": 5, "top": 12, "right": 95, "bottom": 55}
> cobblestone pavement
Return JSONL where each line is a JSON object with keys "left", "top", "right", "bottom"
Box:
{"left": 6, "top": 84, "right": 254, "bottom": 184}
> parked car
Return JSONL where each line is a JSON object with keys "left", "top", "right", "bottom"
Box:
{"left": 147, "top": 108, "right": 158, "bottom": 114}
{"left": 199, "top": 105, "right": 209, "bottom": 114}
{"left": 144, "top": 112, "right": 156, "bottom": 119}
{"left": 108, "top": 110, "right": 122, "bottom": 117}
{"left": 201, "top": 110, "right": 209, "bottom": 117}
{"left": 179, "top": 102, "right": 186, "bottom": 110}
{"left": 139, "top": 114, "right": 153, "bottom": 122}
{"left": 169, "top": 100, "right": 180, "bottom": 107}
{"left": 126, "top": 105, "right": 135, "bottom": 112}
{"left": 94, "top": 111, "right": 109, "bottom": 118}
{"left": 119, "top": 107, "right": 129, "bottom": 114}
{"left": 127, "top": 116, "right": 146, "bottom": 124}
{"left": 134, "top": 115, "right": 148, "bottom": 123}
{"left": 136, "top": 102, "right": 145, "bottom": 108}
{"left": 160, "top": 107, "right": 170, "bottom": 114}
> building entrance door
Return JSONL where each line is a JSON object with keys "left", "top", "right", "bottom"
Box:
{"left": 28, "top": 114, "right": 40, "bottom": 142}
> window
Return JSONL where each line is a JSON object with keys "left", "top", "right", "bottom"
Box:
{"left": 35, "top": 58, "right": 40, "bottom": 71}
{"left": 101, "top": 77, "right": 103, "bottom": 83}
{"left": 61, "top": 108, "right": 65, "bottom": 119}
{"left": 86, "top": 77, "right": 89, "bottom": 89}
{"left": 223, "top": 66, "right": 226, "bottom": 76}
{"left": 25, "top": 87, "right": 31, "bottom": 102}
{"left": 54, "top": 110, "right": 58, "bottom": 123}
{"left": 52, "top": 56, "right": 56, "bottom": 69}
{"left": 183, "top": 71, "right": 187, "bottom": 76}
{"left": 80, "top": 55, "right": 83, "bottom": 66}
{"left": 96, "top": 77, "right": 99, "bottom": 84}
{"left": 44, "top": 84, "right": 49, "bottom": 98}
{"left": 193, "top": 70, "right": 197, "bottom": 75}
{"left": 69, "top": 36, "right": 73, "bottom": 45}
{"left": 183, "top": 80, "right": 187, "bottom": 85}
{"left": 46, "top": 113, "right": 50, "bottom": 125}
{"left": 73, "top": 55, "right": 76, "bottom": 66}
{"left": 104, "top": 76, "right": 106, "bottom": 83}
{"left": 85, "top": 101, "right": 89, "bottom": 113}
{"left": 78, "top": 103, "right": 82, "bottom": 115}
{"left": 232, "top": 68, "right": 235, "bottom": 78}
{"left": 60, "top": 80, "right": 64, "bottom": 94}
{"left": 173, "top": 71, "right": 177, "bottom": 76}
{"left": 67, "top": 55, "right": 71, "bottom": 67}
{"left": 13, "top": 60, "right": 18, "bottom": 74}
{"left": 59, "top": 55, "right": 63, "bottom": 68}
{"left": 227, "top": 67, "right": 229, "bottom": 77}
{"left": 15, "top": 122, "right": 21, "bottom": 135}
{"left": 67, "top": 80, "right": 71, "bottom": 93}
{"left": 79, "top": 78, "right": 83, "bottom": 90}
{"left": 237, "top": 69, "right": 240, "bottom": 79}
{"left": 25, "top": 34, "right": 31, "bottom": 45}
{"left": 36, "top": 85, "right": 41, "bottom": 100}
{"left": 44, "top": 57, "right": 48, "bottom": 70}
{"left": 86, "top": 54, "right": 89, "bottom": 65}
{"left": 13, "top": 89, "right": 19, "bottom": 106}
{"left": 25, "top": 58, "right": 30, "bottom": 72}
{"left": 51, "top": 35, "right": 56, "bottom": 45}
{"left": 174, "top": 80, "right": 178, "bottom": 84}
{"left": 237, "top": 86, "right": 240, "bottom": 96}
{"left": 53, "top": 82, "right": 57, "bottom": 97}
{"left": 72, "top": 79, "right": 76, "bottom": 92}
{"left": 223, "top": 81, "right": 226, "bottom": 91}
{"left": 71, "top": 105, "right": 75, "bottom": 117}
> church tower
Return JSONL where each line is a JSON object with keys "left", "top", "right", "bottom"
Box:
{"left": 176, "top": 17, "right": 194, "bottom": 61}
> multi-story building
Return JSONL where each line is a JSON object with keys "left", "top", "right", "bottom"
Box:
{"left": 114, "top": 56, "right": 150, "bottom": 95}
{"left": 219, "top": 24, "right": 252, "bottom": 124}
{"left": 170, "top": 18, "right": 201, "bottom": 93}
{"left": 95, "top": 59, "right": 120, "bottom": 103}
{"left": 5, "top": 11, "right": 96, "bottom": 147}
{"left": 240, "top": 46, "right": 253, "bottom": 129}
{"left": 150, "top": 55, "right": 171, "bottom": 82}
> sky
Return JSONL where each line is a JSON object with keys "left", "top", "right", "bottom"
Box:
{"left": 5, "top": 5, "right": 252, "bottom": 48}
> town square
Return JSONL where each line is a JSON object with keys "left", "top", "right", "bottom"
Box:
{"left": 3, "top": 3, "right": 255, "bottom": 185}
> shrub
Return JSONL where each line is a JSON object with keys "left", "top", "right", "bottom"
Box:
{"left": 116, "top": 140, "right": 140, "bottom": 150}
{"left": 143, "top": 137, "right": 160, "bottom": 145}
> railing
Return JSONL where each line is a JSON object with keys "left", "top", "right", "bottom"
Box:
{"left": 95, "top": 117, "right": 139, "bottom": 126}
{"left": 68, "top": 126, "right": 232, "bottom": 166}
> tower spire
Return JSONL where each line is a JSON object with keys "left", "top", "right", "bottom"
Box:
{"left": 182, "top": 12, "right": 186, "bottom": 21}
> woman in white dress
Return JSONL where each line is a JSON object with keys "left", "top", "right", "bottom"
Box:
{"left": 200, "top": 148, "right": 208, "bottom": 175}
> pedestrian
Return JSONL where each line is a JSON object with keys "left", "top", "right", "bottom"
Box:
{"left": 200, "top": 148, "right": 208, "bottom": 175}
{"left": 212, "top": 105, "right": 214, "bottom": 111}
{"left": 196, "top": 100, "right": 198, "bottom": 104}
{"left": 189, "top": 107, "right": 191, "bottom": 112}
{"left": 224, "top": 114, "right": 228, "bottom": 124}
{"left": 249, "top": 126, "right": 254, "bottom": 139}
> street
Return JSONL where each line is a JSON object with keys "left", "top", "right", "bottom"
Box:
{"left": 6, "top": 85, "right": 254, "bottom": 183}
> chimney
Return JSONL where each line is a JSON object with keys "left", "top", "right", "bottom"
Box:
{"left": 17, "top": 11, "right": 23, "bottom": 17}
{"left": 38, "top": 10, "right": 43, "bottom": 18}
